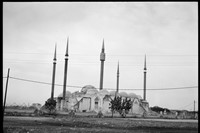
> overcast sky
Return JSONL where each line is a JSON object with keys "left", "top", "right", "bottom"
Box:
{"left": 3, "top": 2, "right": 198, "bottom": 111}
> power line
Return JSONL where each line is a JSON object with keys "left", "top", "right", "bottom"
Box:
{"left": 3, "top": 60, "right": 198, "bottom": 66}
{"left": 177, "top": 102, "right": 194, "bottom": 110}
{"left": 4, "top": 52, "right": 198, "bottom": 56}
{"left": 8, "top": 76, "right": 198, "bottom": 91}
{"left": 106, "top": 86, "right": 198, "bottom": 91}
{"left": 4, "top": 62, "right": 197, "bottom": 67}
{"left": 9, "top": 77, "right": 82, "bottom": 88}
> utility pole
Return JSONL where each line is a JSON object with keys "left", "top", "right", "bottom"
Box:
{"left": 3, "top": 68, "right": 10, "bottom": 121}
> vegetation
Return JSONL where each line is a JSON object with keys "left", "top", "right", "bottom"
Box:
{"left": 150, "top": 106, "right": 170, "bottom": 113}
{"left": 109, "top": 96, "right": 132, "bottom": 117}
{"left": 44, "top": 98, "right": 57, "bottom": 115}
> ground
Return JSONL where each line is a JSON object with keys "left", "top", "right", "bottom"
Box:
{"left": 3, "top": 109, "right": 198, "bottom": 133}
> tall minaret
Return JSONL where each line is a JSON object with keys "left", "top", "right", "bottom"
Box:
{"left": 143, "top": 55, "right": 147, "bottom": 101}
{"left": 99, "top": 39, "right": 105, "bottom": 90}
{"left": 51, "top": 44, "right": 57, "bottom": 100}
{"left": 62, "top": 37, "right": 69, "bottom": 101}
{"left": 116, "top": 61, "right": 119, "bottom": 96}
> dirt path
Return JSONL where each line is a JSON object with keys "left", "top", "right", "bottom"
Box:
{"left": 3, "top": 116, "right": 198, "bottom": 133}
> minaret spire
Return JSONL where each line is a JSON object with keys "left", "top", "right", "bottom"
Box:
{"left": 116, "top": 61, "right": 119, "bottom": 94}
{"left": 65, "top": 37, "right": 69, "bottom": 56}
{"left": 144, "top": 54, "right": 146, "bottom": 70}
{"left": 143, "top": 54, "right": 147, "bottom": 101}
{"left": 102, "top": 39, "right": 105, "bottom": 53}
{"left": 99, "top": 39, "right": 105, "bottom": 90}
{"left": 51, "top": 43, "right": 57, "bottom": 100}
{"left": 54, "top": 44, "right": 57, "bottom": 61}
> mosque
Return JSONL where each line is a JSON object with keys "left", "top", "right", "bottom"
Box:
{"left": 50, "top": 38, "right": 149, "bottom": 115}
{"left": 55, "top": 85, "right": 149, "bottom": 115}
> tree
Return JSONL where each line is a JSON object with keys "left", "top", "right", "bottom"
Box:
{"left": 109, "top": 96, "right": 121, "bottom": 117}
{"left": 150, "top": 106, "right": 170, "bottom": 114}
{"left": 119, "top": 98, "right": 132, "bottom": 117}
{"left": 123, "top": 98, "right": 132, "bottom": 114}
{"left": 150, "top": 106, "right": 163, "bottom": 113}
{"left": 44, "top": 98, "right": 57, "bottom": 115}
{"left": 109, "top": 96, "right": 132, "bottom": 118}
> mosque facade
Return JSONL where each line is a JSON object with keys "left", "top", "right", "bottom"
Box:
{"left": 55, "top": 85, "right": 149, "bottom": 115}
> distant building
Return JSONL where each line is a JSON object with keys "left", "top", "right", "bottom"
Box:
{"left": 170, "top": 110, "right": 198, "bottom": 119}
{"left": 32, "top": 103, "right": 42, "bottom": 109}
{"left": 55, "top": 85, "right": 149, "bottom": 115}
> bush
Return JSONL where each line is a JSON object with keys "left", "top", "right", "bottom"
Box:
{"left": 109, "top": 96, "right": 132, "bottom": 118}
{"left": 150, "top": 106, "right": 170, "bottom": 114}
{"left": 44, "top": 98, "right": 57, "bottom": 115}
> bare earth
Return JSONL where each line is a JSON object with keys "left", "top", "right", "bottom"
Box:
{"left": 3, "top": 115, "right": 198, "bottom": 133}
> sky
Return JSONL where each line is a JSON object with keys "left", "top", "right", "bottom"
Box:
{"left": 3, "top": 2, "right": 198, "bottom": 111}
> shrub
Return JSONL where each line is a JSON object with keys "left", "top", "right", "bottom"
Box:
{"left": 109, "top": 96, "right": 132, "bottom": 118}
{"left": 44, "top": 98, "right": 57, "bottom": 115}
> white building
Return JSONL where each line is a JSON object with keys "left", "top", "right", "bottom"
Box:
{"left": 56, "top": 85, "right": 149, "bottom": 115}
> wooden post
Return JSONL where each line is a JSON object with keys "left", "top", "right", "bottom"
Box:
{"left": 3, "top": 68, "right": 10, "bottom": 120}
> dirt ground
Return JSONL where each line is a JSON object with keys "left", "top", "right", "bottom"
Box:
{"left": 3, "top": 115, "right": 198, "bottom": 133}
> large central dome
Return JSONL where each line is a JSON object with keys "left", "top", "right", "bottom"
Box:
{"left": 81, "top": 85, "right": 97, "bottom": 94}
{"left": 58, "top": 91, "right": 72, "bottom": 98}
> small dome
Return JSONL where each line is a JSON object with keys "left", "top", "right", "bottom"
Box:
{"left": 81, "top": 85, "right": 97, "bottom": 93}
{"left": 128, "top": 93, "right": 137, "bottom": 98}
{"left": 137, "top": 95, "right": 142, "bottom": 99}
{"left": 109, "top": 91, "right": 117, "bottom": 96}
{"left": 109, "top": 91, "right": 120, "bottom": 97}
{"left": 119, "top": 92, "right": 128, "bottom": 97}
{"left": 58, "top": 91, "right": 71, "bottom": 98}
{"left": 99, "top": 89, "right": 109, "bottom": 95}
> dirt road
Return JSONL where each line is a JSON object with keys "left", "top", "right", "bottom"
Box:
{"left": 3, "top": 116, "right": 198, "bottom": 133}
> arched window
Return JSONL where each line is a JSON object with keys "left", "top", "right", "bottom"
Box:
{"left": 103, "top": 95, "right": 110, "bottom": 103}
{"left": 134, "top": 98, "right": 139, "bottom": 104}
{"left": 95, "top": 97, "right": 99, "bottom": 109}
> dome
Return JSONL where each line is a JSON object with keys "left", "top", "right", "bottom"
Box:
{"left": 109, "top": 91, "right": 120, "bottom": 97}
{"left": 99, "top": 89, "right": 109, "bottom": 95}
{"left": 119, "top": 92, "right": 128, "bottom": 97}
{"left": 137, "top": 95, "right": 142, "bottom": 99}
{"left": 109, "top": 91, "right": 117, "bottom": 96}
{"left": 58, "top": 91, "right": 71, "bottom": 98}
{"left": 81, "top": 85, "right": 97, "bottom": 94}
{"left": 128, "top": 93, "right": 137, "bottom": 98}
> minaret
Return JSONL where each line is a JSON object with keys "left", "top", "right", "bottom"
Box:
{"left": 62, "top": 37, "right": 69, "bottom": 101}
{"left": 61, "top": 38, "right": 69, "bottom": 111}
{"left": 143, "top": 55, "right": 147, "bottom": 101}
{"left": 99, "top": 39, "right": 105, "bottom": 90}
{"left": 51, "top": 44, "right": 57, "bottom": 100}
{"left": 116, "top": 61, "right": 119, "bottom": 96}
